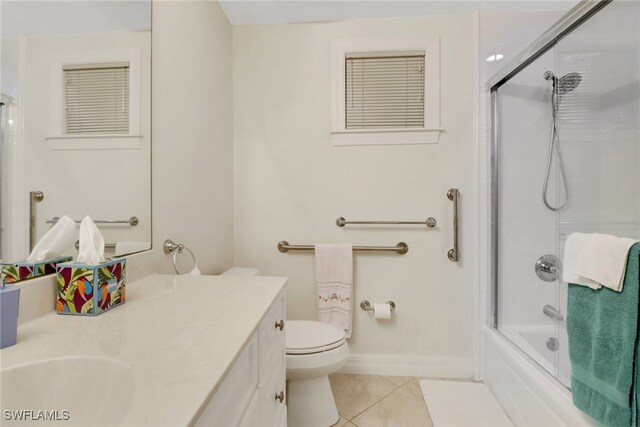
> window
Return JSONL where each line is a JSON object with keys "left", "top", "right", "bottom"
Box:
{"left": 345, "top": 51, "right": 425, "bottom": 129}
{"left": 47, "top": 47, "right": 143, "bottom": 150}
{"left": 331, "top": 39, "right": 441, "bottom": 145}
{"left": 64, "top": 63, "right": 130, "bottom": 135}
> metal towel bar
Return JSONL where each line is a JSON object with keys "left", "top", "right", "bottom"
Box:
{"left": 277, "top": 241, "right": 408, "bottom": 254}
{"left": 336, "top": 217, "right": 436, "bottom": 228}
{"left": 48, "top": 216, "right": 139, "bottom": 227}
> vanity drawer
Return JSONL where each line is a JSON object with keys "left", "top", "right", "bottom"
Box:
{"left": 195, "top": 333, "right": 259, "bottom": 427}
{"left": 258, "top": 291, "right": 285, "bottom": 376}
{"left": 258, "top": 353, "right": 286, "bottom": 425}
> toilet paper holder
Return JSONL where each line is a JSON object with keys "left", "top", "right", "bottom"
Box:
{"left": 360, "top": 300, "right": 396, "bottom": 312}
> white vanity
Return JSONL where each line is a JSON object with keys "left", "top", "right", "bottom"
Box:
{"left": 195, "top": 279, "right": 287, "bottom": 426}
{"left": 0, "top": 274, "right": 288, "bottom": 426}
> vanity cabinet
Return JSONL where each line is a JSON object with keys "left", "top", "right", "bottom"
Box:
{"left": 195, "top": 291, "right": 286, "bottom": 426}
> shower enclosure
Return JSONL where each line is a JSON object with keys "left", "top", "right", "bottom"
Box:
{"left": 490, "top": 0, "right": 640, "bottom": 387}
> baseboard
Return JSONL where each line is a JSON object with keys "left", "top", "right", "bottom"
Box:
{"left": 340, "top": 353, "right": 475, "bottom": 378}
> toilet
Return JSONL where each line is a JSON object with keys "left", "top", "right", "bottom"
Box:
{"left": 221, "top": 267, "right": 350, "bottom": 427}
{"left": 286, "top": 320, "right": 349, "bottom": 427}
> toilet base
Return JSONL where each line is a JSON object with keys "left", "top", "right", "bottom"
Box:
{"left": 287, "top": 376, "right": 339, "bottom": 427}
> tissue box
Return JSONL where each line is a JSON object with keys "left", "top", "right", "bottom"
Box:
{"left": 1, "top": 256, "right": 73, "bottom": 285}
{"left": 56, "top": 258, "right": 126, "bottom": 316}
{"left": 0, "top": 285, "right": 20, "bottom": 349}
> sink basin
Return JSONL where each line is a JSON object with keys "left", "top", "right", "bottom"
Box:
{"left": 1, "top": 356, "right": 134, "bottom": 426}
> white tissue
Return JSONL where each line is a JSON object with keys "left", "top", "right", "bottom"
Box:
{"left": 188, "top": 265, "right": 201, "bottom": 275}
{"left": 27, "top": 216, "right": 77, "bottom": 261}
{"left": 76, "top": 216, "right": 106, "bottom": 265}
{"left": 373, "top": 303, "right": 391, "bottom": 320}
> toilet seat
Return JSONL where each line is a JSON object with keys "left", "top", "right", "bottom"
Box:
{"left": 286, "top": 320, "right": 346, "bottom": 355}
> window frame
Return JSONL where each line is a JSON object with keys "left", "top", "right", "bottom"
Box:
{"left": 331, "top": 38, "right": 441, "bottom": 146}
{"left": 47, "top": 48, "right": 142, "bottom": 150}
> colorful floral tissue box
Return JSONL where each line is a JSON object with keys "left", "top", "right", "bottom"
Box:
{"left": 1, "top": 256, "right": 73, "bottom": 285}
{"left": 56, "top": 258, "right": 126, "bottom": 315}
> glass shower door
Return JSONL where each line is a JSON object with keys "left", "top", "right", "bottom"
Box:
{"left": 495, "top": 45, "right": 563, "bottom": 381}
{"left": 553, "top": 0, "right": 640, "bottom": 387}
{"left": 494, "top": 0, "right": 640, "bottom": 387}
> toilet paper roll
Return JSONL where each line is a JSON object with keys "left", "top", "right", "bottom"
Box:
{"left": 373, "top": 303, "right": 391, "bottom": 320}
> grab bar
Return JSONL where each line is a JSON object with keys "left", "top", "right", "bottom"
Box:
{"left": 447, "top": 188, "right": 459, "bottom": 262}
{"left": 336, "top": 217, "right": 436, "bottom": 228}
{"left": 48, "top": 216, "right": 139, "bottom": 227}
{"left": 74, "top": 241, "right": 116, "bottom": 250}
{"left": 29, "top": 191, "right": 44, "bottom": 252}
{"left": 277, "top": 241, "right": 408, "bottom": 254}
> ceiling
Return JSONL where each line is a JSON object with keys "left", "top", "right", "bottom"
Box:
{"left": 219, "top": 0, "right": 579, "bottom": 25}
{"left": 0, "top": 0, "right": 579, "bottom": 36}
{"left": 1, "top": 1, "right": 151, "bottom": 38}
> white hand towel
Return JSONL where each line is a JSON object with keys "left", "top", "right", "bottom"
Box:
{"left": 315, "top": 244, "right": 353, "bottom": 338}
{"left": 574, "top": 233, "right": 638, "bottom": 292}
{"left": 27, "top": 215, "right": 77, "bottom": 261}
{"left": 562, "top": 233, "right": 601, "bottom": 289}
{"left": 76, "top": 216, "right": 106, "bottom": 265}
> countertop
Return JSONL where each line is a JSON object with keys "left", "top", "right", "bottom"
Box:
{"left": 0, "top": 273, "right": 288, "bottom": 426}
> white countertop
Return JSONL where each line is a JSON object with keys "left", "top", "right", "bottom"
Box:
{"left": 0, "top": 273, "right": 287, "bottom": 426}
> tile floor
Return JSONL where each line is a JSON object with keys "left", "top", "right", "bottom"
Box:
{"left": 328, "top": 374, "right": 436, "bottom": 426}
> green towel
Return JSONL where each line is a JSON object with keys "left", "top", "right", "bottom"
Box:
{"left": 568, "top": 243, "right": 640, "bottom": 426}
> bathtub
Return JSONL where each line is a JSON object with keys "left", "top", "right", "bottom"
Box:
{"left": 500, "top": 325, "right": 571, "bottom": 388}
{"left": 482, "top": 327, "right": 592, "bottom": 426}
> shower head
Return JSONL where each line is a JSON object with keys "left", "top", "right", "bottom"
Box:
{"left": 557, "top": 72, "right": 582, "bottom": 94}
{"left": 543, "top": 71, "right": 582, "bottom": 94}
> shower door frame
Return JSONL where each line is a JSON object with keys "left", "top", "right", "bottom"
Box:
{"left": 488, "top": 0, "right": 613, "bottom": 331}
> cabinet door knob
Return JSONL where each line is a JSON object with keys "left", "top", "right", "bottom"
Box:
{"left": 275, "top": 319, "right": 285, "bottom": 331}
{"left": 275, "top": 391, "right": 285, "bottom": 403}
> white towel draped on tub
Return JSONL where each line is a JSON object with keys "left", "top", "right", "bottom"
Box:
{"left": 563, "top": 232, "right": 638, "bottom": 292}
{"left": 563, "top": 233, "right": 601, "bottom": 290}
{"left": 315, "top": 244, "right": 353, "bottom": 338}
{"left": 575, "top": 233, "right": 638, "bottom": 292}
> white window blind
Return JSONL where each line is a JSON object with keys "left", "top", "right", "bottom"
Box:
{"left": 345, "top": 51, "right": 425, "bottom": 129}
{"left": 64, "top": 63, "right": 130, "bottom": 135}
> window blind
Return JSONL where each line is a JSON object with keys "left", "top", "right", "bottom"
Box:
{"left": 64, "top": 63, "right": 130, "bottom": 135}
{"left": 345, "top": 51, "right": 425, "bottom": 129}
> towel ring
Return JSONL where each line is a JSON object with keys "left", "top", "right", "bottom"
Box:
{"left": 164, "top": 239, "right": 198, "bottom": 275}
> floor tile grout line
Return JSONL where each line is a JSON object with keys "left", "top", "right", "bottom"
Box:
{"left": 349, "top": 385, "right": 405, "bottom": 423}
{"left": 379, "top": 375, "right": 413, "bottom": 387}
{"left": 339, "top": 376, "right": 403, "bottom": 421}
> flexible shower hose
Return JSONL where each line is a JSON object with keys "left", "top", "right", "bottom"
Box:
{"left": 542, "top": 89, "right": 569, "bottom": 211}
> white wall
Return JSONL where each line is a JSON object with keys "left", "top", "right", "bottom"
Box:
{"left": 1, "top": 37, "right": 20, "bottom": 99}
{"left": 152, "top": 0, "right": 234, "bottom": 275}
{"left": 233, "top": 15, "right": 475, "bottom": 376}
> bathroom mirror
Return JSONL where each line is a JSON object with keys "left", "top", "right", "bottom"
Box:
{"left": 0, "top": 1, "right": 152, "bottom": 282}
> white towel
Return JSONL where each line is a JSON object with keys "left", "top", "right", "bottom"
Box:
{"left": 562, "top": 233, "right": 601, "bottom": 289}
{"left": 315, "top": 244, "right": 353, "bottom": 338}
{"left": 574, "top": 233, "right": 638, "bottom": 292}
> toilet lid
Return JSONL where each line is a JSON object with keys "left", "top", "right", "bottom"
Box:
{"left": 286, "top": 320, "right": 346, "bottom": 355}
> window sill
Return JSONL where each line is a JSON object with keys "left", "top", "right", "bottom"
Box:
{"left": 330, "top": 128, "right": 442, "bottom": 146}
{"left": 46, "top": 134, "right": 142, "bottom": 150}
